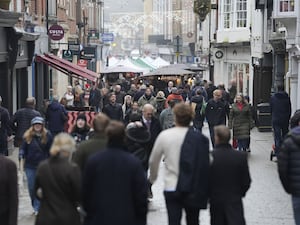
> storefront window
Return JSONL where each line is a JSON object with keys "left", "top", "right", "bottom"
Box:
{"left": 228, "top": 63, "right": 249, "bottom": 96}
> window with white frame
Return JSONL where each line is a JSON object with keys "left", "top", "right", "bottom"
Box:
{"left": 223, "top": 0, "right": 232, "bottom": 29}
{"left": 236, "top": 0, "right": 247, "bottom": 27}
{"left": 221, "top": 0, "right": 248, "bottom": 29}
{"left": 279, "top": 0, "right": 294, "bottom": 12}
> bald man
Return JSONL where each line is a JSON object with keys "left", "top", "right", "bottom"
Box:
{"left": 205, "top": 89, "right": 227, "bottom": 147}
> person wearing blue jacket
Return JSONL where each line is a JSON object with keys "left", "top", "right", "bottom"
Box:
{"left": 46, "top": 96, "right": 68, "bottom": 136}
{"left": 19, "top": 116, "right": 53, "bottom": 215}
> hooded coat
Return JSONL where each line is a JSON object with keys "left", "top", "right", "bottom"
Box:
{"left": 46, "top": 101, "right": 68, "bottom": 134}
{"left": 278, "top": 126, "right": 300, "bottom": 196}
{"left": 270, "top": 91, "right": 291, "bottom": 125}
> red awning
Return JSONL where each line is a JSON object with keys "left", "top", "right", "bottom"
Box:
{"left": 35, "top": 54, "right": 99, "bottom": 82}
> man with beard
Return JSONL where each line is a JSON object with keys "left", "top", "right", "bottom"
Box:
{"left": 103, "top": 93, "right": 123, "bottom": 121}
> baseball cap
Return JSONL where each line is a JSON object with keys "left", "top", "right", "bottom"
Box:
{"left": 31, "top": 116, "right": 45, "bottom": 125}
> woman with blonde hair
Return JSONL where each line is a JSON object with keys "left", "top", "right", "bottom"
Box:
{"left": 228, "top": 93, "right": 253, "bottom": 152}
{"left": 34, "top": 133, "right": 81, "bottom": 225}
{"left": 19, "top": 116, "right": 53, "bottom": 215}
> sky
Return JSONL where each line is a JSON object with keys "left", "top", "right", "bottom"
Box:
{"left": 104, "top": 0, "right": 144, "bottom": 14}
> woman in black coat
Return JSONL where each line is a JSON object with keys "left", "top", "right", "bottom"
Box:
{"left": 0, "top": 156, "right": 18, "bottom": 225}
{"left": 34, "top": 133, "right": 81, "bottom": 225}
{"left": 82, "top": 121, "right": 148, "bottom": 225}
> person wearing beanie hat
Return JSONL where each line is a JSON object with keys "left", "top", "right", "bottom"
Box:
{"left": 126, "top": 121, "right": 151, "bottom": 171}
{"left": 70, "top": 113, "right": 90, "bottom": 144}
{"left": 19, "top": 116, "right": 53, "bottom": 215}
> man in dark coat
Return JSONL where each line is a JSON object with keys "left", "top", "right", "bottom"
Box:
{"left": 0, "top": 96, "right": 12, "bottom": 156}
{"left": 102, "top": 93, "right": 123, "bottom": 121}
{"left": 205, "top": 89, "right": 227, "bottom": 147}
{"left": 46, "top": 96, "right": 68, "bottom": 136}
{"left": 73, "top": 113, "right": 110, "bottom": 172}
{"left": 0, "top": 156, "right": 18, "bottom": 225}
{"left": 270, "top": 83, "right": 291, "bottom": 155}
{"left": 10, "top": 97, "right": 41, "bottom": 147}
{"left": 278, "top": 125, "right": 300, "bottom": 225}
{"left": 82, "top": 121, "right": 148, "bottom": 225}
{"left": 210, "top": 125, "right": 251, "bottom": 225}
{"left": 88, "top": 82, "right": 102, "bottom": 112}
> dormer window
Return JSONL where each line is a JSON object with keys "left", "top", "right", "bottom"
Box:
{"left": 279, "top": 0, "right": 294, "bottom": 12}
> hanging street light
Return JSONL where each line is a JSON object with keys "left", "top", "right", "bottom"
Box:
{"left": 193, "top": 0, "right": 211, "bottom": 22}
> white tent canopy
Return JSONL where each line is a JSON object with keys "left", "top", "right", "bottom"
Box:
{"left": 152, "top": 57, "right": 170, "bottom": 68}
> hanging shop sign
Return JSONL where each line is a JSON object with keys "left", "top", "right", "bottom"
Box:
{"left": 48, "top": 24, "right": 64, "bottom": 41}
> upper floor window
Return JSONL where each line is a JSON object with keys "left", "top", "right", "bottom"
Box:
{"left": 236, "top": 0, "right": 247, "bottom": 27}
{"left": 221, "top": 0, "right": 248, "bottom": 29}
{"left": 223, "top": 0, "right": 232, "bottom": 29}
{"left": 279, "top": 0, "right": 294, "bottom": 12}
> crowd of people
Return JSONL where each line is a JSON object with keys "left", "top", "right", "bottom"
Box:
{"left": 0, "top": 76, "right": 300, "bottom": 225}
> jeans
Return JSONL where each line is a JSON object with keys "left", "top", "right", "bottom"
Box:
{"left": 237, "top": 138, "right": 248, "bottom": 151}
{"left": 25, "top": 167, "right": 40, "bottom": 212}
{"left": 292, "top": 196, "right": 300, "bottom": 225}
{"left": 164, "top": 191, "right": 200, "bottom": 225}
{"left": 273, "top": 123, "right": 289, "bottom": 154}
{"left": 209, "top": 125, "right": 215, "bottom": 148}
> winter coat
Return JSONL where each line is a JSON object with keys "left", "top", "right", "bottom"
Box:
{"left": 89, "top": 88, "right": 102, "bottom": 108}
{"left": 159, "top": 108, "right": 175, "bottom": 130}
{"left": 138, "top": 95, "right": 157, "bottom": 109}
{"left": 228, "top": 103, "right": 252, "bottom": 139}
{"left": 155, "top": 96, "right": 166, "bottom": 116}
{"left": 176, "top": 128, "right": 210, "bottom": 209}
{"left": 278, "top": 126, "right": 300, "bottom": 196}
{"left": 270, "top": 91, "right": 291, "bottom": 125}
{"left": 46, "top": 101, "right": 68, "bottom": 134}
{"left": 191, "top": 95, "right": 205, "bottom": 129}
{"left": 71, "top": 127, "right": 90, "bottom": 145}
{"left": 35, "top": 156, "right": 81, "bottom": 225}
{"left": 165, "top": 93, "right": 183, "bottom": 108}
{"left": 205, "top": 99, "right": 227, "bottom": 127}
{"left": 0, "top": 156, "right": 18, "bottom": 225}
{"left": 82, "top": 147, "right": 148, "bottom": 225}
{"left": 0, "top": 106, "right": 12, "bottom": 155}
{"left": 10, "top": 107, "right": 41, "bottom": 140}
{"left": 103, "top": 103, "right": 123, "bottom": 121}
{"left": 126, "top": 125, "right": 151, "bottom": 170}
{"left": 19, "top": 132, "right": 53, "bottom": 169}
{"left": 73, "top": 133, "right": 107, "bottom": 172}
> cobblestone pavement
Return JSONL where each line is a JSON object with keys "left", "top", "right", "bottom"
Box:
{"left": 13, "top": 124, "right": 294, "bottom": 225}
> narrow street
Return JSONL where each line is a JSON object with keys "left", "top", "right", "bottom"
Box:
{"left": 13, "top": 125, "right": 294, "bottom": 225}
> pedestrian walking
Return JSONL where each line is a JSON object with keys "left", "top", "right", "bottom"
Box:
{"left": 159, "top": 99, "right": 176, "bottom": 130}
{"left": 270, "top": 83, "right": 291, "bottom": 155}
{"left": 205, "top": 89, "right": 227, "bottom": 147}
{"left": 82, "top": 121, "right": 148, "bottom": 225}
{"left": 0, "top": 96, "right": 12, "bottom": 156}
{"left": 11, "top": 97, "right": 41, "bottom": 148}
{"left": 102, "top": 93, "right": 123, "bottom": 121}
{"left": 34, "top": 133, "right": 81, "bottom": 225}
{"left": 70, "top": 113, "right": 91, "bottom": 145}
{"left": 64, "top": 86, "right": 75, "bottom": 107}
{"left": 149, "top": 102, "right": 210, "bottom": 225}
{"left": 209, "top": 125, "right": 251, "bottom": 225}
{"left": 138, "top": 87, "right": 157, "bottom": 109}
{"left": 164, "top": 87, "right": 183, "bottom": 108}
{"left": 46, "top": 96, "right": 68, "bottom": 136}
{"left": 228, "top": 93, "right": 253, "bottom": 152}
{"left": 278, "top": 114, "right": 300, "bottom": 225}
{"left": 155, "top": 91, "right": 166, "bottom": 117}
{"left": 190, "top": 89, "right": 206, "bottom": 132}
{"left": 88, "top": 82, "right": 102, "bottom": 112}
{"left": 19, "top": 116, "right": 53, "bottom": 215}
{"left": 126, "top": 118, "right": 151, "bottom": 171}
{"left": 0, "top": 155, "right": 18, "bottom": 225}
{"left": 73, "top": 113, "right": 110, "bottom": 172}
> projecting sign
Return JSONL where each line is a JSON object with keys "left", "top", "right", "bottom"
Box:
{"left": 101, "top": 33, "right": 114, "bottom": 42}
{"left": 48, "top": 24, "right": 64, "bottom": 41}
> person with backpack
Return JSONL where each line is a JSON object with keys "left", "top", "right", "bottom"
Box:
{"left": 191, "top": 89, "right": 206, "bottom": 132}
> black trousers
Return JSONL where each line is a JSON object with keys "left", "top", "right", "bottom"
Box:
{"left": 210, "top": 200, "right": 246, "bottom": 225}
{"left": 164, "top": 191, "right": 200, "bottom": 225}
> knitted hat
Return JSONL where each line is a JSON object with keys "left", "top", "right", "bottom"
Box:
{"left": 31, "top": 116, "right": 44, "bottom": 125}
{"left": 76, "top": 113, "right": 87, "bottom": 122}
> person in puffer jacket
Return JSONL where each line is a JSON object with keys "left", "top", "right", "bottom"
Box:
{"left": 278, "top": 124, "right": 300, "bottom": 225}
